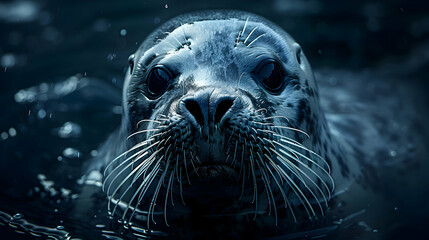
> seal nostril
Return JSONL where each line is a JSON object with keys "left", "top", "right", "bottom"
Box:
{"left": 214, "top": 98, "right": 234, "bottom": 124}
{"left": 184, "top": 99, "right": 205, "bottom": 126}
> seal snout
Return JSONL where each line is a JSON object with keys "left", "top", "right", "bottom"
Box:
{"left": 179, "top": 89, "right": 240, "bottom": 129}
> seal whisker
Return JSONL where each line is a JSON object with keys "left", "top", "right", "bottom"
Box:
{"left": 126, "top": 159, "right": 162, "bottom": 223}
{"left": 127, "top": 128, "right": 162, "bottom": 139}
{"left": 272, "top": 146, "right": 327, "bottom": 212}
{"left": 170, "top": 167, "right": 176, "bottom": 206}
{"left": 182, "top": 144, "right": 191, "bottom": 185}
{"left": 286, "top": 147, "right": 335, "bottom": 193}
{"left": 189, "top": 151, "right": 199, "bottom": 176}
{"left": 242, "top": 17, "right": 249, "bottom": 38}
{"left": 265, "top": 159, "right": 298, "bottom": 223}
{"left": 102, "top": 138, "right": 153, "bottom": 179}
{"left": 147, "top": 154, "right": 171, "bottom": 228}
{"left": 179, "top": 167, "right": 185, "bottom": 205}
{"left": 239, "top": 137, "right": 246, "bottom": 201}
{"left": 104, "top": 141, "right": 160, "bottom": 195}
{"left": 236, "top": 72, "right": 246, "bottom": 93}
{"left": 273, "top": 139, "right": 333, "bottom": 192}
{"left": 112, "top": 155, "right": 158, "bottom": 218}
{"left": 260, "top": 130, "right": 332, "bottom": 176}
{"left": 248, "top": 147, "right": 258, "bottom": 219}
{"left": 164, "top": 166, "right": 175, "bottom": 226}
{"left": 247, "top": 33, "right": 266, "bottom": 47}
{"left": 231, "top": 140, "right": 239, "bottom": 168}
{"left": 255, "top": 123, "right": 310, "bottom": 138}
{"left": 269, "top": 147, "right": 320, "bottom": 217}
{"left": 136, "top": 119, "right": 162, "bottom": 128}
{"left": 254, "top": 108, "right": 268, "bottom": 114}
{"left": 265, "top": 154, "right": 314, "bottom": 219}
{"left": 244, "top": 27, "right": 258, "bottom": 44}
{"left": 166, "top": 31, "right": 185, "bottom": 48}
{"left": 276, "top": 135, "right": 332, "bottom": 175}
{"left": 262, "top": 157, "right": 288, "bottom": 207}
{"left": 266, "top": 146, "right": 305, "bottom": 184}
{"left": 179, "top": 23, "right": 188, "bottom": 43}
{"left": 119, "top": 141, "right": 163, "bottom": 184}
{"left": 263, "top": 116, "right": 291, "bottom": 122}
{"left": 255, "top": 152, "right": 278, "bottom": 225}
{"left": 109, "top": 149, "right": 163, "bottom": 215}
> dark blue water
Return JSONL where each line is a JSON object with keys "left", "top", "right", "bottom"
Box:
{"left": 1, "top": 0, "right": 428, "bottom": 239}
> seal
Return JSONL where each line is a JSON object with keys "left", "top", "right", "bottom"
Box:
{"left": 96, "top": 10, "right": 362, "bottom": 236}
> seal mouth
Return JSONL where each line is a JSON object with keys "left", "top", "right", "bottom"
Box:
{"left": 190, "top": 162, "right": 239, "bottom": 181}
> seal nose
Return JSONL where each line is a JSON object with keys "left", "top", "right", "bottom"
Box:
{"left": 181, "top": 90, "right": 236, "bottom": 127}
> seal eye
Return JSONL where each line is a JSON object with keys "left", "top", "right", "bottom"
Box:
{"left": 253, "top": 60, "right": 285, "bottom": 94}
{"left": 146, "top": 66, "right": 172, "bottom": 98}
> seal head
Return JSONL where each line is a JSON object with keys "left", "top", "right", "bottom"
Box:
{"left": 101, "top": 11, "right": 356, "bottom": 227}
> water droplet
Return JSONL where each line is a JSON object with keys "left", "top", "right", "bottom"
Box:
{"left": 56, "top": 225, "right": 64, "bottom": 230}
{"left": 120, "top": 29, "right": 127, "bottom": 36}
{"left": 62, "top": 148, "right": 80, "bottom": 158}
{"left": 107, "top": 53, "right": 117, "bottom": 61}
{"left": 57, "top": 156, "right": 63, "bottom": 161}
{"left": 13, "top": 213, "right": 23, "bottom": 220}
{"left": 54, "top": 208, "right": 58, "bottom": 213}
{"left": 1, "top": 53, "right": 16, "bottom": 68}
{"left": 60, "top": 188, "right": 71, "bottom": 197}
{"left": 38, "top": 109, "right": 47, "bottom": 119}
{"left": 389, "top": 150, "right": 397, "bottom": 157}
{"left": 394, "top": 207, "right": 398, "bottom": 211}
{"left": 373, "top": 229, "right": 378, "bottom": 233}
{"left": 165, "top": 4, "right": 168, "bottom": 8}
{"left": 90, "top": 150, "right": 98, "bottom": 157}
{"left": 1, "top": 132, "right": 8, "bottom": 140}
{"left": 58, "top": 122, "right": 81, "bottom": 138}
{"left": 8, "top": 127, "right": 17, "bottom": 137}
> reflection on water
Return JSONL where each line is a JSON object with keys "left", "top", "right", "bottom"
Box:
{"left": 0, "top": 0, "right": 428, "bottom": 239}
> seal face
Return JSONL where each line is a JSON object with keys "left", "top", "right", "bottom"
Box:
{"left": 100, "top": 11, "right": 358, "bottom": 228}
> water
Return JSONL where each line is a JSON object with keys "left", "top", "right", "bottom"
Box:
{"left": 1, "top": 0, "right": 428, "bottom": 239}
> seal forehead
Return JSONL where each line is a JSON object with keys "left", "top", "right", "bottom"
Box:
{"left": 139, "top": 18, "right": 297, "bottom": 86}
